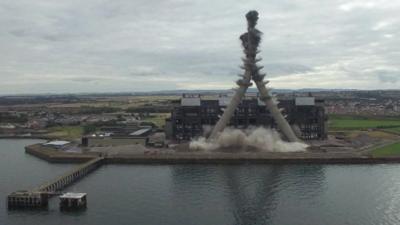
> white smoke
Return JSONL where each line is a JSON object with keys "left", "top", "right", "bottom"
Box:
{"left": 189, "top": 127, "right": 308, "bottom": 152}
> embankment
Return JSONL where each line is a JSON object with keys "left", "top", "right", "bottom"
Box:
{"left": 25, "top": 144, "right": 98, "bottom": 163}
{"left": 105, "top": 153, "right": 400, "bottom": 165}
{"left": 25, "top": 144, "right": 400, "bottom": 165}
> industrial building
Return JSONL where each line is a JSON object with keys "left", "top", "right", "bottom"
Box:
{"left": 81, "top": 127, "right": 152, "bottom": 147}
{"left": 166, "top": 93, "right": 327, "bottom": 141}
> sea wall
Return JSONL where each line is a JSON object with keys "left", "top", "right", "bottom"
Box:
{"left": 105, "top": 153, "right": 400, "bottom": 165}
{"left": 24, "top": 144, "right": 400, "bottom": 165}
{"left": 25, "top": 144, "right": 97, "bottom": 163}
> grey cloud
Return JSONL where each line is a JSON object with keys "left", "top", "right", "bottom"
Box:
{"left": 0, "top": 0, "right": 399, "bottom": 94}
{"left": 67, "top": 77, "right": 106, "bottom": 82}
{"left": 264, "top": 63, "right": 313, "bottom": 77}
{"left": 9, "top": 29, "right": 29, "bottom": 37}
{"left": 376, "top": 70, "right": 400, "bottom": 83}
{"left": 378, "top": 74, "right": 399, "bottom": 83}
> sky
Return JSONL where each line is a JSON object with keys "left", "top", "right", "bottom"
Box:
{"left": 0, "top": 0, "right": 399, "bottom": 94}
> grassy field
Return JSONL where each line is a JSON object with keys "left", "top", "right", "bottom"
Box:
{"left": 48, "top": 95, "right": 180, "bottom": 110}
{"left": 142, "top": 113, "right": 170, "bottom": 128}
{"left": 371, "top": 142, "right": 400, "bottom": 157}
{"left": 385, "top": 127, "right": 400, "bottom": 134}
{"left": 47, "top": 126, "right": 83, "bottom": 140}
{"left": 344, "top": 130, "right": 399, "bottom": 140}
{"left": 329, "top": 115, "right": 400, "bottom": 130}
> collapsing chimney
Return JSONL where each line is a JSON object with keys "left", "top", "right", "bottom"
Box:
{"left": 208, "top": 10, "right": 299, "bottom": 142}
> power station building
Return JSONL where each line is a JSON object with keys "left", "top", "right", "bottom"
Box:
{"left": 166, "top": 93, "right": 328, "bottom": 141}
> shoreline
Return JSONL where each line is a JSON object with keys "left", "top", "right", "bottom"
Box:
{"left": 25, "top": 143, "right": 400, "bottom": 165}
{"left": 25, "top": 144, "right": 98, "bottom": 163}
{"left": 0, "top": 135, "right": 48, "bottom": 140}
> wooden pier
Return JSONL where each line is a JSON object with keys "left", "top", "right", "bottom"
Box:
{"left": 7, "top": 157, "right": 104, "bottom": 209}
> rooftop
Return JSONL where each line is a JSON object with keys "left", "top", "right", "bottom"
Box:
{"left": 43, "top": 140, "right": 70, "bottom": 146}
{"left": 130, "top": 128, "right": 151, "bottom": 136}
{"left": 59, "top": 192, "right": 87, "bottom": 199}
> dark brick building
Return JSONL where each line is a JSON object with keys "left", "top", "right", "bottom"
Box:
{"left": 166, "top": 94, "right": 327, "bottom": 141}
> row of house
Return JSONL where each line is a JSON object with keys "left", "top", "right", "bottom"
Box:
{"left": 325, "top": 99, "right": 400, "bottom": 116}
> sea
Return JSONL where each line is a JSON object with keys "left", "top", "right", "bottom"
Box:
{"left": 1, "top": 139, "right": 400, "bottom": 225}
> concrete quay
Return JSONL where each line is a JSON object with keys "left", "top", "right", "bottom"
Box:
{"left": 25, "top": 144, "right": 98, "bottom": 163}
{"left": 105, "top": 152, "right": 400, "bottom": 165}
{"left": 24, "top": 143, "right": 400, "bottom": 165}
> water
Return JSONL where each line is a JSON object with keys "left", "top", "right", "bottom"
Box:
{"left": 2, "top": 139, "right": 400, "bottom": 225}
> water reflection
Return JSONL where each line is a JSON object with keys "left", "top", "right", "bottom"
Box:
{"left": 222, "top": 166, "right": 278, "bottom": 225}
{"left": 171, "top": 165, "right": 326, "bottom": 225}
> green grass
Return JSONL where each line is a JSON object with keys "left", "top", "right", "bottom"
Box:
{"left": 371, "top": 142, "right": 400, "bottom": 157}
{"left": 385, "top": 127, "right": 400, "bottom": 134}
{"left": 141, "top": 113, "right": 170, "bottom": 128}
{"left": 47, "top": 126, "right": 83, "bottom": 140}
{"left": 329, "top": 115, "right": 400, "bottom": 130}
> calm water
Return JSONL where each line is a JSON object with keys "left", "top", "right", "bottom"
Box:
{"left": 2, "top": 139, "right": 400, "bottom": 225}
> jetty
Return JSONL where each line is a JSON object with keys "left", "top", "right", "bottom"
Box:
{"left": 7, "top": 157, "right": 104, "bottom": 209}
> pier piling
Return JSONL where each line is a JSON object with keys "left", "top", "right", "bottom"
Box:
{"left": 7, "top": 157, "right": 103, "bottom": 209}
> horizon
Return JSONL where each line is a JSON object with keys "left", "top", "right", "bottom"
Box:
{"left": 1, "top": 87, "right": 399, "bottom": 97}
{"left": 1, "top": 0, "right": 400, "bottom": 94}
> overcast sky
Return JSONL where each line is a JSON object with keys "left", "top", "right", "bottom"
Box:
{"left": 0, "top": 0, "right": 399, "bottom": 94}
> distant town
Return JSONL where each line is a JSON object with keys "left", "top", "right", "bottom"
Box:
{"left": 1, "top": 89, "right": 400, "bottom": 143}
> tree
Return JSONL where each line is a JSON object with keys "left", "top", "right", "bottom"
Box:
{"left": 83, "top": 125, "right": 96, "bottom": 135}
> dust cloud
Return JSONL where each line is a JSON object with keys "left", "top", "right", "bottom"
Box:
{"left": 189, "top": 127, "right": 308, "bottom": 152}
